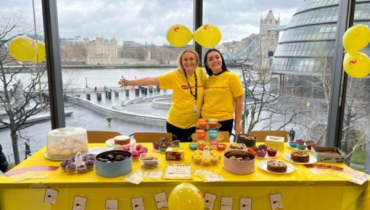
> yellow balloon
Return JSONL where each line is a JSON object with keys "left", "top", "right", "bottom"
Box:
{"left": 343, "top": 52, "right": 370, "bottom": 78}
{"left": 166, "top": 24, "right": 192, "bottom": 47}
{"left": 193, "top": 24, "right": 222, "bottom": 47}
{"left": 30, "top": 41, "right": 46, "bottom": 63}
{"left": 9, "top": 37, "right": 37, "bottom": 61}
{"left": 342, "top": 24, "right": 370, "bottom": 53}
{"left": 168, "top": 183, "right": 204, "bottom": 210}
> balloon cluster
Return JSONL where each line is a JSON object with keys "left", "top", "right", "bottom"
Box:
{"left": 168, "top": 183, "right": 204, "bottom": 210}
{"left": 342, "top": 25, "right": 370, "bottom": 78}
{"left": 8, "top": 36, "right": 46, "bottom": 63}
{"left": 166, "top": 24, "right": 221, "bottom": 48}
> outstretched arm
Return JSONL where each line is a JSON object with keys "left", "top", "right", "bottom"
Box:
{"left": 119, "top": 76, "right": 160, "bottom": 87}
{"left": 234, "top": 95, "right": 244, "bottom": 135}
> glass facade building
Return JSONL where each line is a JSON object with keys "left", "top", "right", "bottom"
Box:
{"left": 272, "top": 0, "right": 370, "bottom": 75}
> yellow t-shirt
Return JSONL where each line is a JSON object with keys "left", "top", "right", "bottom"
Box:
{"left": 158, "top": 67, "right": 206, "bottom": 129}
{"left": 201, "top": 71, "right": 244, "bottom": 121}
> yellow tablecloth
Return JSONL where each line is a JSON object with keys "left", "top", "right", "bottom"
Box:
{"left": 0, "top": 143, "right": 369, "bottom": 210}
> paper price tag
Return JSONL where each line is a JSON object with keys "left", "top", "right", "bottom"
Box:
{"left": 106, "top": 200, "right": 118, "bottom": 210}
{"left": 204, "top": 193, "right": 217, "bottom": 210}
{"left": 240, "top": 198, "right": 252, "bottom": 210}
{"left": 131, "top": 197, "right": 145, "bottom": 210}
{"left": 154, "top": 192, "right": 168, "bottom": 209}
{"left": 44, "top": 188, "right": 58, "bottom": 206}
{"left": 220, "top": 197, "right": 233, "bottom": 210}
{"left": 269, "top": 193, "right": 284, "bottom": 210}
{"left": 72, "top": 196, "right": 87, "bottom": 210}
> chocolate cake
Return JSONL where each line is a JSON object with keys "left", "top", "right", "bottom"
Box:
{"left": 291, "top": 151, "right": 309, "bottom": 163}
{"left": 267, "top": 160, "right": 287, "bottom": 172}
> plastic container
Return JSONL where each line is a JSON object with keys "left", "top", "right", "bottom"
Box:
{"left": 224, "top": 151, "right": 255, "bottom": 175}
{"left": 227, "top": 143, "right": 247, "bottom": 151}
{"left": 139, "top": 153, "right": 160, "bottom": 169}
{"left": 46, "top": 127, "right": 88, "bottom": 160}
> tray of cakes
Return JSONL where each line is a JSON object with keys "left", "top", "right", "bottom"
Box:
{"left": 258, "top": 160, "right": 295, "bottom": 174}
{"left": 46, "top": 127, "right": 89, "bottom": 160}
{"left": 283, "top": 151, "right": 317, "bottom": 164}
{"left": 288, "top": 139, "right": 316, "bottom": 151}
{"left": 223, "top": 150, "right": 255, "bottom": 175}
{"left": 227, "top": 143, "right": 247, "bottom": 151}
{"left": 191, "top": 147, "right": 221, "bottom": 166}
{"left": 139, "top": 153, "right": 161, "bottom": 169}
{"left": 153, "top": 137, "right": 180, "bottom": 152}
{"left": 249, "top": 145, "right": 280, "bottom": 158}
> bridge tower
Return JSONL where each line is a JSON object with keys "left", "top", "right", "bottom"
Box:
{"left": 259, "top": 10, "right": 280, "bottom": 68}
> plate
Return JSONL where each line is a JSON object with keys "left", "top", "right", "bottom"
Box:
{"left": 191, "top": 133, "right": 224, "bottom": 142}
{"left": 287, "top": 144, "right": 309, "bottom": 151}
{"left": 282, "top": 152, "right": 317, "bottom": 164}
{"left": 44, "top": 153, "right": 66, "bottom": 161}
{"left": 105, "top": 139, "right": 129, "bottom": 147}
{"left": 258, "top": 160, "right": 295, "bottom": 174}
{"left": 194, "top": 123, "right": 222, "bottom": 130}
{"left": 256, "top": 151, "right": 280, "bottom": 159}
{"left": 44, "top": 152, "right": 89, "bottom": 161}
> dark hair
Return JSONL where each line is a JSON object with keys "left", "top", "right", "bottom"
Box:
{"left": 204, "top": 48, "right": 228, "bottom": 76}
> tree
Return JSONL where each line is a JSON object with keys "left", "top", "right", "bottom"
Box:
{"left": 233, "top": 41, "right": 306, "bottom": 134}
{"left": 0, "top": 11, "right": 49, "bottom": 164}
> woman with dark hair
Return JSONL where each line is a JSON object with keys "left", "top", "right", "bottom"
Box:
{"left": 0, "top": 144, "right": 9, "bottom": 173}
{"left": 119, "top": 49, "right": 207, "bottom": 142}
{"left": 201, "top": 48, "right": 244, "bottom": 135}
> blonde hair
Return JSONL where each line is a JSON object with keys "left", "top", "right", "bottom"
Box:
{"left": 177, "top": 49, "right": 200, "bottom": 72}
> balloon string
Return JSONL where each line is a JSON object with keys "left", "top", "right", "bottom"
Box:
{"left": 32, "top": 0, "right": 44, "bottom": 109}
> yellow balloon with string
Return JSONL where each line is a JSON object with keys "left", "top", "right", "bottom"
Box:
{"left": 342, "top": 24, "right": 370, "bottom": 53}
{"left": 343, "top": 52, "right": 370, "bottom": 78}
{"left": 166, "top": 24, "right": 193, "bottom": 47}
{"left": 193, "top": 24, "right": 222, "bottom": 47}
{"left": 168, "top": 183, "right": 204, "bottom": 210}
{"left": 30, "top": 41, "right": 46, "bottom": 63}
{"left": 9, "top": 37, "right": 37, "bottom": 61}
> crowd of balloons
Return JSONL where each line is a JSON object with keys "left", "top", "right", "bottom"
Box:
{"left": 8, "top": 36, "right": 46, "bottom": 63}
{"left": 342, "top": 24, "right": 370, "bottom": 78}
{"left": 166, "top": 24, "right": 221, "bottom": 48}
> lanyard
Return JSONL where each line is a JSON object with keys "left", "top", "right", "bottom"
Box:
{"left": 184, "top": 70, "right": 197, "bottom": 101}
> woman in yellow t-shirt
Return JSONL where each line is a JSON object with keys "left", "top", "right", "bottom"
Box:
{"left": 118, "top": 49, "right": 206, "bottom": 142}
{"left": 201, "top": 49, "right": 244, "bottom": 135}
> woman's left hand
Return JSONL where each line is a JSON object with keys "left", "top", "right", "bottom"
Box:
{"left": 234, "top": 123, "right": 242, "bottom": 135}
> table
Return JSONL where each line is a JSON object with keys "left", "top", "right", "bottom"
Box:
{"left": 0, "top": 143, "right": 369, "bottom": 210}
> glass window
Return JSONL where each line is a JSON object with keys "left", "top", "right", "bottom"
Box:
{"left": 57, "top": 0, "right": 193, "bottom": 136}
{"left": 0, "top": 1, "right": 52, "bottom": 167}
{"left": 341, "top": 0, "right": 370, "bottom": 174}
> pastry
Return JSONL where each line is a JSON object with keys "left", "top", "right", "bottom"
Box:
{"left": 267, "top": 148, "right": 277, "bottom": 157}
{"left": 291, "top": 151, "right": 309, "bottom": 162}
{"left": 267, "top": 160, "right": 287, "bottom": 172}
{"left": 114, "top": 136, "right": 130, "bottom": 145}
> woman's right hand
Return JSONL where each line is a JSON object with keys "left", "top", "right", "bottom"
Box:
{"left": 119, "top": 76, "right": 128, "bottom": 87}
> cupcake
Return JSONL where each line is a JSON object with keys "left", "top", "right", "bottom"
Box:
{"left": 289, "top": 141, "right": 297, "bottom": 148}
{"left": 193, "top": 155, "right": 202, "bottom": 164}
{"left": 211, "top": 155, "right": 219, "bottom": 165}
{"left": 257, "top": 149, "right": 266, "bottom": 157}
{"left": 305, "top": 140, "right": 316, "bottom": 150}
{"left": 258, "top": 144, "right": 267, "bottom": 151}
{"left": 85, "top": 160, "right": 95, "bottom": 170}
{"left": 77, "top": 164, "right": 87, "bottom": 174}
{"left": 297, "top": 144, "right": 307, "bottom": 150}
{"left": 66, "top": 163, "right": 76, "bottom": 174}
{"left": 60, "top": 160, "right": 71, "bottom": 171}
{"left": 267, "top": 148, "right": 277, "bottom": 157}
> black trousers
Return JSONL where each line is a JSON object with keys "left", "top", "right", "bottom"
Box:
{"left": 218, "top": 119, "right": 234, "bottom": 136}
{"left": 166, "top": 121, "right": 195, "bottom": 142}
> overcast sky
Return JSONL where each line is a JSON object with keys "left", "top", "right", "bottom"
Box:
{"left": 2, "top": 0, "right": 303, "bottom": 45}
